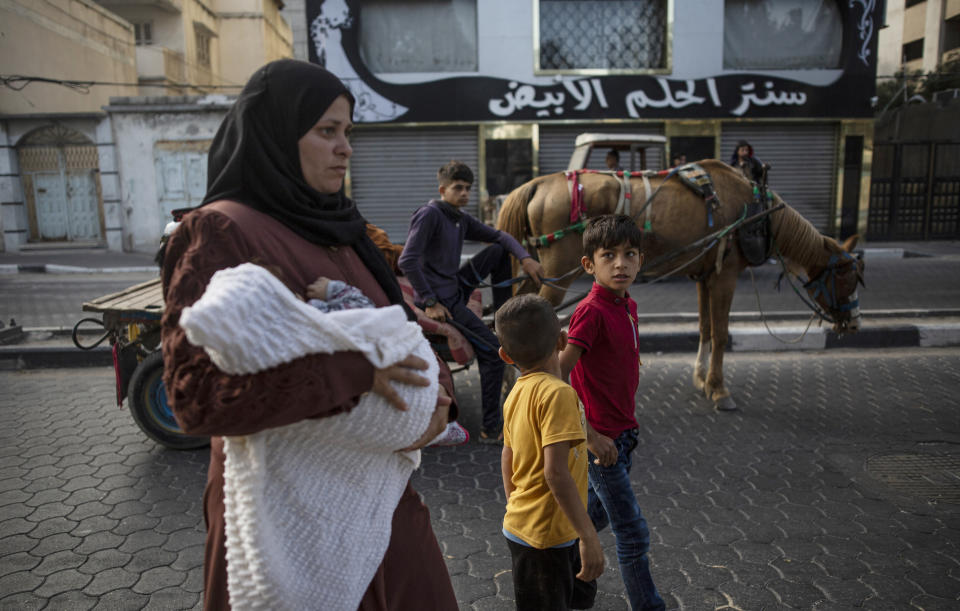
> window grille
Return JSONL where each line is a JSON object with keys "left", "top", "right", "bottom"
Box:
{"left": 134, "top": 22, "right": 153, "bottom": 46}
{"left": 537, "top": 0, "right": 668, "bottom": 72}
{"left": 196, "top": 29, "right": 211, "bottom": 67}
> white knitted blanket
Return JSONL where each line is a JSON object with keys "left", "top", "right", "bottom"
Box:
{"left": 178, "top": 263, "right": 438, "bottom": 611}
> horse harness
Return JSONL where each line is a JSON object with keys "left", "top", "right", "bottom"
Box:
{"left": 527, "top": 169, "right": 651, "bottom": 249}
{"left": 526, "top": 164, "right": 777, "bottom": 284}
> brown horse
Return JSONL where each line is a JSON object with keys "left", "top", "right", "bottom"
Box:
{"left": 497, "top": 159, "right": 864, "bottom": 411}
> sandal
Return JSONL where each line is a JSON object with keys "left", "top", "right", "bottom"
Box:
{"left": 478, "top": 430, "right": 503, "bottom": 445}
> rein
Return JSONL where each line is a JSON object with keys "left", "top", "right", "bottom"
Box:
{"left": 771, "top": 244, "right": 861, "bottom": 325}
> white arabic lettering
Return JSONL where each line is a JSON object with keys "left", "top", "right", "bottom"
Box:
{"left": 488, "top": 81, "right": 567, "bottom": 117}
{"left": 625, "top": 78, "right": 705, "bottom": 117}
{"left": 730, "top": 81, "right": 807, "bottom": 116}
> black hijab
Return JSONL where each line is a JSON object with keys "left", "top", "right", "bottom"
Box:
{"left": 202, "top": 59, "right": 408, "bottom": 313}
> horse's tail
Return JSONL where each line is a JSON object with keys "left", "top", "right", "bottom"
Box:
{"left": 497, "top": 175, "right": 549, "bottom": 243}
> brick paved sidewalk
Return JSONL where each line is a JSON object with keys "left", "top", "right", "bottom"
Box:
{"left": 2, "top": 349, "right": 959, "bottom": 609}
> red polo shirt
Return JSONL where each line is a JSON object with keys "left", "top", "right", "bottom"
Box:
{"left": 567, "top": 283, "right": 641, "bottom": 438}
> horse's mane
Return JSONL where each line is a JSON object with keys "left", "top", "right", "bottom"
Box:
{"left": 769, "top": 197, "right": 827, "bottom": 269}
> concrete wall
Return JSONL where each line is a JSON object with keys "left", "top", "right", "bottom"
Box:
{"left": 0, "top": 0, "right": 138, "bottom": 115}
{"left": 280, "top": 0, "right": 309, "bottom": 60}
{"left": 218, "top": 0, "right": 293, "bottom": 87}
{"left": 879, "top": 0, "right": 906, "bottom": 79}
{"left": 106, "top": 98, "right": 230, "bottom": 252}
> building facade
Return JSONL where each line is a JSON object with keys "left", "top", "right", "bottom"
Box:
{"left": 0, "top": 0, "right": 292, "bottom": 252}
{"left": 0, "top": 0, "right": 139, "bottom": 251}
{"left": 288, "top": 0, "right": 880, "bottom": 243}
{"left": 878, "top": 0, "right": 960, "bottom": 78}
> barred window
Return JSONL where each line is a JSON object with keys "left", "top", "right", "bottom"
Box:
{"left": 134, "top": 22, "right": 152, "bottom": 46}
{"left": 723, "top": 0, "right": 843, "bottom": 70}
{"left": 537, "top": 0, "right": 668, "bottom": 73}
{"left": 358, "top": 0, "right": 478, "bottom": 73}
{"left": 195, "top": 29, "right": 211, "bottom": 67}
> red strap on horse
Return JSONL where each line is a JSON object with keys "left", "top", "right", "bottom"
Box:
{"left": 565, "top": 170, "right": 586, "bottom": 223}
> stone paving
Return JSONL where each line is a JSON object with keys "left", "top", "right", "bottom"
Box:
{"left": 2, "top": 349, "right": 960, "bottom": 609}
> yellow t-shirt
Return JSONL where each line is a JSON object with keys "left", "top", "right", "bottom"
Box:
{"left": 502, "top": 372, "right": 588, "bottom": 549}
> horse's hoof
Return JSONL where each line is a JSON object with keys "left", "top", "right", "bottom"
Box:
{"left": 714, "top": 396, "right": 738, "bottom": 412}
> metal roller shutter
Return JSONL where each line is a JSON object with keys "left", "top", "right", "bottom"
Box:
{"left": 349, "top": 127, "right": 479, "bottom": 242}
{"left": 721, "top": 123, "right": 838, "bottom": 231}
{"left": 539, "top": 124, "right": 665, "bottom": 175}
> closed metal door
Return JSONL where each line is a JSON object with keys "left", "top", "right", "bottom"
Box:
{"left": 154, "top": 148, "right": 208, "bottom": 219}
{"left": 19, "top": 141, "right": 103, "bottom": 242}
{"left": 34, "top": 172, "right": 69, "bottom": 240}
{"left": 722, "top": 123, "right": 838, "bottom": 232}
{"left": 66, "top": 171, "right": 101, "bottom": 240}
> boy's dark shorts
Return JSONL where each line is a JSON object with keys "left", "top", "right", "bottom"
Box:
{"left": 506, "top": 537, "right": 597, "bottom": 610}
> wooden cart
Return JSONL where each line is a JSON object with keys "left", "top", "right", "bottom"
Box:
{"left": 76, "top": 277, "right": 208, "bottom": 450}
{"left": 76, "top": 274, "right": 485, "bottom": 450}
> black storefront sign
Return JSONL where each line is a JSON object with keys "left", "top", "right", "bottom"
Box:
{"left": 306, "top": 0, "right": 878, "bottom": 124}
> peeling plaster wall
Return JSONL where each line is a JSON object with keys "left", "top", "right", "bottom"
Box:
{"left": 107, "top": 99, "right": 230, "bottom": 253}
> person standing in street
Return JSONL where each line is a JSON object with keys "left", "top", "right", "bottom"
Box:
{"left": 496, "top": 294, "right": 604, "bottom": 610}
{"left": 560, "top": 215, "right": 666, "bottom": 611}
{"left": 160, "top": 59, "right": 457, "bottom": 610}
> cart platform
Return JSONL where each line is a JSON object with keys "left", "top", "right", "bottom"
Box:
{"left": 82, "top": 277, "right": 164, "bottom": 327}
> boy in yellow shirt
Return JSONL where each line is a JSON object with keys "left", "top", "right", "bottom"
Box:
{"left": 495, "top": 294, "right": 604, "bottom": 610}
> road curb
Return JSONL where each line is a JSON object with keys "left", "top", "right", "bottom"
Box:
{"left": 3, "top": 323, "right": 958, "bottom": 370}
{"left": 639, "top": 322, "right": 960, "bottom": 354}
{"left": 0, "top": 345, "right": 112, "bottom": 369}
{"left": 0, "top": 263, "right": 157, "bottom": 274}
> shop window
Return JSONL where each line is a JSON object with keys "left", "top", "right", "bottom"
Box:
{"left": 358, "top": 0, "right": 477, "bottom": 73}
{"left": 902, "top": 38, "right": 924, "bottom": 62}
{"left": 537, "top": 0, "right": 668, "bottom": 72}
{"left": 723, "top": 0, "right": 842, "bottom": 69}
{"left": 134, "top": 22, "right": 152, "bottom": 46}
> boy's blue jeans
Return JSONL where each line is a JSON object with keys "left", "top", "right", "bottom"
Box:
{"left": 587, "top": 428, "right": 665, "bottom": 611}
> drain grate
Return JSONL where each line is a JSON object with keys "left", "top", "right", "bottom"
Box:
{"left": 866, "top": 453, "right": 960, "bottom": 504}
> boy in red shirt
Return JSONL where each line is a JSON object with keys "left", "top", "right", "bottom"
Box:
{"left": 560, "top": 215, "right": 665, "bottom": 611}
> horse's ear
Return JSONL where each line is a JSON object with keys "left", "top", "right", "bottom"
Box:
{"left": 841, "top": 234, "right": 860, "bottom": 252}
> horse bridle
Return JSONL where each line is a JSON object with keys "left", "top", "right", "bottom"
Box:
{"left": 799, "top": 251, "right": 864, "bottom": 325}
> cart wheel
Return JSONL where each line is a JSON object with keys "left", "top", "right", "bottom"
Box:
{"left": 128, "top": 351, "right": 209, "bottom": 450}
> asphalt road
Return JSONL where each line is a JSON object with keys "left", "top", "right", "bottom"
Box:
{"left": 2, "top": 348, "right": 959, "bottom": 609}
{"left": 3, "top": 253, "right": 960, "bottom": 333}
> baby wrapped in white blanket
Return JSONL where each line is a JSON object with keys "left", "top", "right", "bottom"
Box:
{"left": 178, "top": 263, "right": 438, "bottom": 611}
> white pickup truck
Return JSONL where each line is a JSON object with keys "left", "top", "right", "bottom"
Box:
{"left": 566, "top": 132, "right": 666, "bottom": 171}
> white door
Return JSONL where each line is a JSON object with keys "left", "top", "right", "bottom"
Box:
{"left": 65, "top": 171, "right": 101, "bottom": 240}
{"left": 34, "top": 172, "right": 69, "bottom": 240}
{"left": 154, "top": 149, "right": 208, "bottom": 221}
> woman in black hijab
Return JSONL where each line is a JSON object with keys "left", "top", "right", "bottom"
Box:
{"left": 160, "top": 59, "right": 457, "bottom": 610}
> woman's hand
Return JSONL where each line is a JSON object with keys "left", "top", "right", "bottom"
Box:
{"left": 398, "top": 385, "right": 452, "bottom": 452}
{"left": 371, "top": 354, "right": 430, "bottom": 411}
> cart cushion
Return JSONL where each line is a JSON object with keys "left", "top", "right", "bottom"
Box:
{"left": 398, "top": 277, "right": 480, "bottom": 366}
